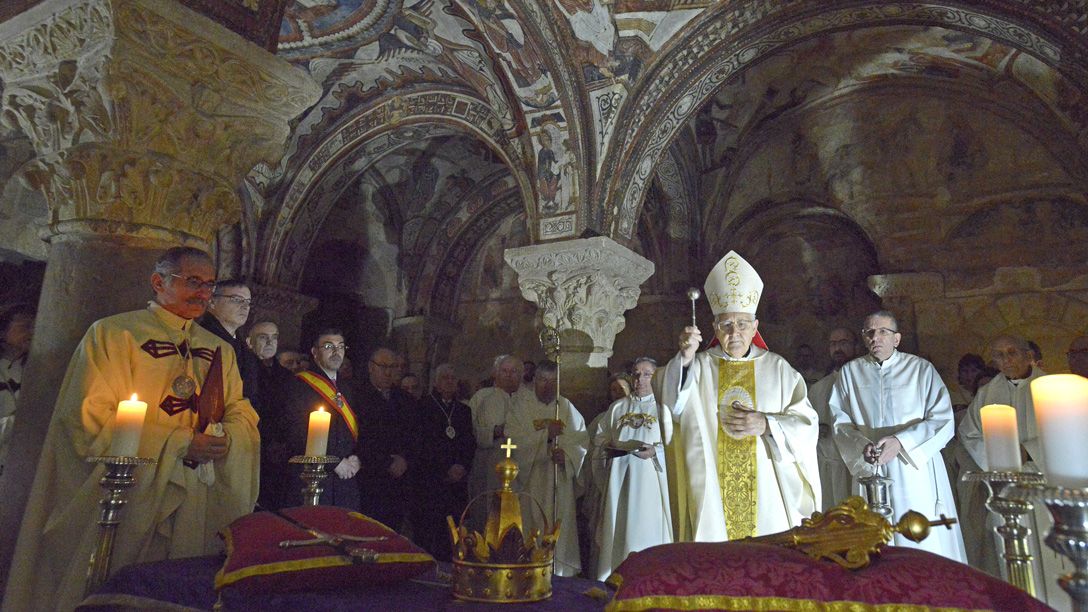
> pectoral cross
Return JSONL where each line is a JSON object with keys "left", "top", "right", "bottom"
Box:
{"left": 501, "top": 438, "right": 517, "bottom": 458}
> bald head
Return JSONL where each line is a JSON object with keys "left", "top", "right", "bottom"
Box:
{"left": 1069, "top": 335, "right": 1088, "bottom": 377}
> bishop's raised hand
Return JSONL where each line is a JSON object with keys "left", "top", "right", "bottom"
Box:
{"left": 679, "top": 325, "right": 701, "bottom": 365}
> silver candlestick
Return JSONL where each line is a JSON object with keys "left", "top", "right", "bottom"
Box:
{"left": 1014, "top": 484, "right": 1088, "bottom": 612}
{"left": 85, "top": 455, "right": 157, "bottom": 596}
{"left": 289, "top": 455, "right": 340, "bottom": 506}
{"left": 963, "top": 470, "right": 1046, "bottom": 595}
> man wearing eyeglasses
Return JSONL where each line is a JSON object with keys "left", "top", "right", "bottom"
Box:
{"left": 828, "top": 310, "right": 966, "bottom": 563}
{"left": 198, "top": 279, "right": 259, "bottom": 402}
{"left": 354, "top": 347, "right": 417, "bottom": 529}
{"left": 283, "top": 329, "right": 361, "bottom": 510}
{"left": 659, "top": 251, "right": 820, "bottom": 543}
{"left": 1068, "top": 335, "right": 1088, "bottom": 377}
{"left": 5, "top": 247, "right": 260, "bottom": 612}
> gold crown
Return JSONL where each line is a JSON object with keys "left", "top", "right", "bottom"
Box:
{"left": 447, "top": 439, "right": 559, "bottom": 603}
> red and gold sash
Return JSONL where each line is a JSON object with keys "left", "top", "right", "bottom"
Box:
{"left": 297, "top": 371, "right": 359, "bottom": 442}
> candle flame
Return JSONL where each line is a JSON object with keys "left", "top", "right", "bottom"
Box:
{"left": 130, "top": 393, "right": 138, "bottom": 401}
{"left": 317, "top": 405, "right": 326, "bottom": 413}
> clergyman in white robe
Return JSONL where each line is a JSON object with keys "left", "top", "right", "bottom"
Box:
{"left": 506, "top": 389, "right": 587, "bottom": 577}
{"left": 830, "top": 345, "right": 967, "bottom": 563}
{"left": 593, "top": 391, "right": 672, "bottom": 580}
{"left": 659, "top": 344, "right": 821, "bottom": 542}
{"left": 809, "top": 370, "right": 853, "bottom": 510}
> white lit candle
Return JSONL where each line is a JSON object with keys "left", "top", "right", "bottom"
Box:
{"left": 980, "top": 404, "right": 1021, "bottom": 471}
{"left": 305, "top": 406, "right": 331, "bottom": 457}
{"left": 110, "top": 393, "right": 147, "bottom": 457}
{"left": 1030, "top": 374, "right": 1088, "bottom": 488}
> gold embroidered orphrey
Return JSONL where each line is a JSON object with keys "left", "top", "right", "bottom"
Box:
{"left": 717, "top": 359, "right": 758, "bottom": 540}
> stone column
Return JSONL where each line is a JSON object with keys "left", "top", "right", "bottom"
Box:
{"left": 248, "top": 283, "right": 319, "bottom": 352}
{"left": 392, "top": 315, "right": 460, "bottom": 389}
{"left": 504, "top": 236, "right": 654, "bottom": 416}
{"left": 0, "top": 0, "right": 320, "bottom": 588}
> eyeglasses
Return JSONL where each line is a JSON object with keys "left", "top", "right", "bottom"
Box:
{"left": 862, "top": 327, "right": 899, "bottom": 339}
{"left": 714, "top": 319, "right": 755, "bottom": 332}
{"left": 170, "top": 273, "right": 217, "bottom": 291}
{"left": 319, "top": 342, "right": 348, "bottom": 352}
{"left": 370, "top": 361, "right": 398, "bottom": 370}
{"left": 213, "top": 294, "right": 253, "bottom": 307}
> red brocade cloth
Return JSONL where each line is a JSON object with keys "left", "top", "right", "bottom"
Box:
{"left": 215, "top": 506, "right": 434, "bottom": 594}
{"left": 606, "top": 542, "right": 1053, "bottom": 612}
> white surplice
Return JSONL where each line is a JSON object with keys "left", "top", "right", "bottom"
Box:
{"left": 658, "top": 345, "right": 820, "bottom": 542}
{"left": 829, "top": 350, "right": 967, "bottom": 562}
{"left": 958, "top": 368, "right": 1072, "bottom": 611}
{"left": 505, "top": 394, "right": 587, "bottom": 577}
{"left": 593, "top": 393, "right": 673, "bottom": 580}
{"left": 466, "top": 385, "right": 535, "bottom": 529}
{"left": 3, "top": 303, "right": 260, "bottom": 612}
{"left": 809, "top": 371, "right": 853, "bottom": 510}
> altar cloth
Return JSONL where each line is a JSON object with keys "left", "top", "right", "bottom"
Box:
{"left": 76, "top": 556, "right": 609, "bottom": 611}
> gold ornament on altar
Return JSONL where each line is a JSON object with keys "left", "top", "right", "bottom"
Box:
{"left": 447, "top": 438, "right": 558, "bottom": 603}
{"left": 747, "top": 496, "right": 957, "bottom": 569}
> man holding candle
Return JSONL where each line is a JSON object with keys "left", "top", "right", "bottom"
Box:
{"left": 4, "top": 247, "right": 260, "bottom": 612}
{"left": 283, "top": 329, "right": 361, "bottom": 510}
{"left": 828, "top": 310, "right": 966, "bottom": 563}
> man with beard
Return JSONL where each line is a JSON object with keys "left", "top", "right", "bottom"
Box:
{"left": 284, "top": 329, "right": 361, "bottom": 509}
{"left": 4, "top": 247, "right": 259, "bottom": 612}
{"left": 808, "top": 327, "right": 859, "bottom": 510}
{"left": 411, "top": 363, "right": 474, "bottom": 560}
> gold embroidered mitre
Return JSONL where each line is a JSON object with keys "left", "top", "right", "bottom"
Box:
{"left": 704, "top": 251, "right": 762, "bottom": 315}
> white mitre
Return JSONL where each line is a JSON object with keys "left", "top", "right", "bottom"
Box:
{"left": 703, "top": 250, "right": 763, "bottom": 316}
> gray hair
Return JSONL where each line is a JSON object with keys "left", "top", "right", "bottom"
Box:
{"left": 434, "top": 363, "right": 456, "bottom": 378}
{"left": 154, "top": 246, "right": 212, "bottom": 278}
{"left": 863, "top": 310, "right": 899, "bottom": 331}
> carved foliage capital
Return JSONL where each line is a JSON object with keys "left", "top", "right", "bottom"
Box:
{"left": 505, "top": 238, "right": 654, "bottom": 361}
{"left": 23, "top": 144, "right": 237, "bottom": 243}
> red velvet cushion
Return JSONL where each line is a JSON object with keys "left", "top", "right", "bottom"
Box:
{"left": 215, "top": 506, "right": 434, "bottom": 594}
{"left": 607, "top": 542, "right": 1050, "bottom": 611}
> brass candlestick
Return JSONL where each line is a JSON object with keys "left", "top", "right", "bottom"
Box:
{"left": 84, "top": 455, "right": 157, "bottom": 596}
{"left": 1014, "top": 484, "right": 1088, "bottom": 612}
{"left": 289, "top": 455, "right": 340, "bottom": 506}
{"left": 963, "top": 470, "right": 1046, "bottom": 595}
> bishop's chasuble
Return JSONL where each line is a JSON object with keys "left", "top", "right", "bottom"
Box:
{"left": 3, "top": 303, "right": 260, "bottom": 612}
{"left": 829, "top": 350, "right": 966, "bottom": 563}
{"left": 504, "top": 394, "right": 587, "bottom": 577}
{"left": 659, "top": 345, "right": 820, "bottom": 543}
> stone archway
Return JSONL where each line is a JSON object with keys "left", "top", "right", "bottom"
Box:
{"left": 257, "top": 90, "right": 534, "bottom": 290}
{"left": 594, "top": 1, "right": 1088, "bottom": 240}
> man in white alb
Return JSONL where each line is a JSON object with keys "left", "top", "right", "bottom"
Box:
{"left": 808, "top": 327, "right": 859, "bottom": 510}
{"left": 829, "top": 310, "right": 966, "bottom": 562}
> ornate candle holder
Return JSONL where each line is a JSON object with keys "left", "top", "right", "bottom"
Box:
{"left": 1013, "top": 484, "right": 1088, "bottom": 611}
{"left": 859, "top": 471, "right": 893, "bottom": 521}
{"left": 84, "top": 455, "right": 157, "bottom": 596}
{"left": 289, "top": 455, "right": 340, "bottom": 506}
{"left": 962, "top": 470, "right": 1046, "bottom": 595}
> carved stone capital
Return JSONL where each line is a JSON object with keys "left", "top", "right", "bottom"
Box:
{"left": 504, "top": 237, "right": 654, "bottom": 367}
{"left": 0, "top": 0, "right": 320, "bottom": 244}
{"left": 249, "top": 283, "right": 319, "bottom": 323}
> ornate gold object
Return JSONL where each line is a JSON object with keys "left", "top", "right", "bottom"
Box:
{"left": 747, "top": 496, "right": 957, "bottom": 569}
{"left": 448, "top": 439, "right": 558, "bottom": 603}
{"left": 85, "top": 455, "right": 158, "bottom": 596}
{"left": 963, "top": 470, "right": 1046, "bottom": 595}
{"left": 288, "top": 455, "right": 340, "bottom": 506}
